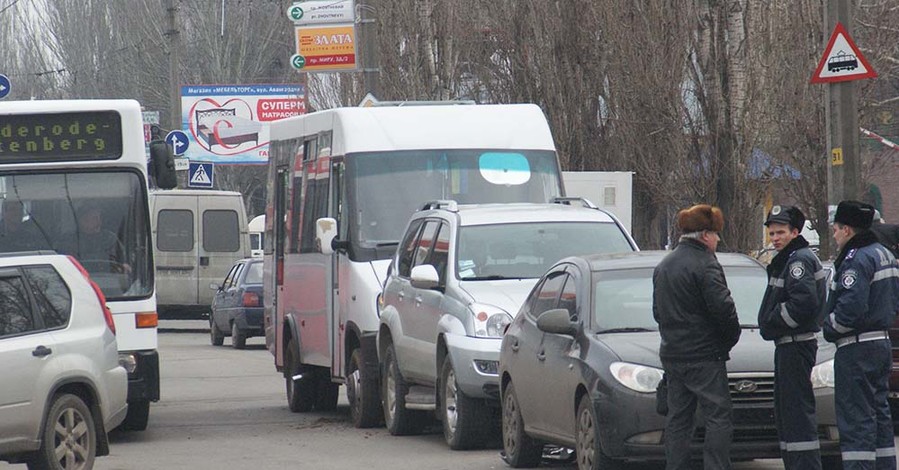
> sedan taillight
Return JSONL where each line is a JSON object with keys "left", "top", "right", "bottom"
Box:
{"left": 242, "top": 292, "right": 260, "bottom": 307}
{"left": 67, "top": 256, "right": 116, "bottom": 335}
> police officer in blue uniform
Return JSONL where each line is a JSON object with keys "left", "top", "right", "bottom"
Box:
{"left": 825, "top": 200, "right": 899, "bottom": 470}
{"left": 758, "top": 205, "right": 826, "bottom": 469}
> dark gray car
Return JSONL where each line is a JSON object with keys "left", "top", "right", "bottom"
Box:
{"left": 499, "top": 251, "right": 840, "bottom": 469}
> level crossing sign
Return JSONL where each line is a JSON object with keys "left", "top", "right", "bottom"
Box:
{"left": 188, "top": 162, "right": 214, "bottom": 188}
{"left": 811, "top": 22, "right": 877, "bottom": 84}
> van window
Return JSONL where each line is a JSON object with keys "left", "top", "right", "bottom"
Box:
{"left": 158, "top": 209, "right": 194, "bottom": 252}
{"left": 203, "top": 210, "right": 240, "bottom": 252}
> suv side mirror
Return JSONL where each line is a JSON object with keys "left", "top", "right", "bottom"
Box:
{"left": 410, "top": 264, "right": 440, "bottom": 290}
{"left": 536, "top": 308, "right": 578, "bottom": 336}
{"left": 315, "top": 218, "right": 338, "bottom": 255}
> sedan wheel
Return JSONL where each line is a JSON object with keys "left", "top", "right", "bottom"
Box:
{"left": 576, "top": 395, "right": 617, "bottom": 470}
{"left": 231, "top": 322, "right": 246, "bottom": 349}
{"left": 30, "top": 393, "right": 96, "bottom": 470}
{"left": 501, "top": 382, "right": 542, "bottom": 467}
{"left": 209, "top": 316, "right": 224, "bottom": 346}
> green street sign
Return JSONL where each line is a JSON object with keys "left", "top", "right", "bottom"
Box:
{"left": 291, "top": 54, "right": 306, "bottom": 70}
{"left": 288, "top": 5, "right": 304, "bottom": 21}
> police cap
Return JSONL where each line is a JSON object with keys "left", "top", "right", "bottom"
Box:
{"left": 764, "top": 205, "right": 806, "bottom": 231}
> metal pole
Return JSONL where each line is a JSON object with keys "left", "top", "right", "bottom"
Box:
{"left": 166, "top": 0, "right": 182, "bottom": 131}
{"left": 359, "top": 0, "right": 379, "bottom": 97}
{"left": 825, "top": 0, "right": 860, "bottom": 205}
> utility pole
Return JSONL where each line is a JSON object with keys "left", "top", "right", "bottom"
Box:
{"left": 359, "top": 0, "right": 379, "bottom": 97}
{"left": 165, "top": 0, "right": 181, "bottom": 131}
{"left": 824, "top": 0, "right": 860, "bottom": 205}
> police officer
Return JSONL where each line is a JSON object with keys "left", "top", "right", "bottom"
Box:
{"left": 825, "top": 200, "right": 899, "bottom": 470}
{"left": 757, "top": 205, "right": 826, "bottom": 469}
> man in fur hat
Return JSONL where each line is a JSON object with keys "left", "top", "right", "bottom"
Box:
{"left": 652, "top": 204, "right": 741, "bottom": 470}
{"left": 825, "top": 200, "right": 898, "bottom": 470}
{"left": 757, "top": 205, "right": 826, "bottom": 470}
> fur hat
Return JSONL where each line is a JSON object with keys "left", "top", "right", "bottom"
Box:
{"left": 677, "top": 204, "right": 724, "bottom": 233}
{"left": 833, "top": 200, "right": 874, "bottom": 229}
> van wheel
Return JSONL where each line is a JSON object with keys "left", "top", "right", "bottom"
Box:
{"left": 315, "top": 370, "right": 339, "bottom": 411}
{"left": 28, "top": 393, "right": 96, "bottom": 470}
{"left": 441, "top": 359, "right": 488, "bottom": 449}
{"left": 348, "top": 348, "right": 382, "bottom": 428}
{"left": 382, "top": 344, "right": 426, "bottom": 435}
{"left": 502, "top": 382, "right": 542, "bottom": 467}
{"left": 231, "top": 323, "right": 246, "bottom": 349}
{"left": 209, "top": 317, "right": 224, "bottom": 346}
{"left": 121, "top": 399, "right": 150, "bottom": 431}
{"left": 285, "top": 337, "right": 315, "bottom": 412}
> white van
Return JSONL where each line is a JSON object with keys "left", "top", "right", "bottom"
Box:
{"left": 248, "top": 214, "right": 264, "bottom": 258}
{"left": 149, "top": 189, "right": 250, "bottom": 317}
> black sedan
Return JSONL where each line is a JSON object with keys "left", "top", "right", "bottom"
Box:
{"left": 209, "top": 258, "right": 264, "bottom": 349}
{"left": 499, "top": 251, "right": 841, "bottom": 469}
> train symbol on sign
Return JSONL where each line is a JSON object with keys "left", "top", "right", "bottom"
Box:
{"left": 827, "top": 51, "right": 858, "bottom": 73}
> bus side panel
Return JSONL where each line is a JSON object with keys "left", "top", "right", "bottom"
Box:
{"left": 285, "top": 253, "right": 330, "bottom": 368}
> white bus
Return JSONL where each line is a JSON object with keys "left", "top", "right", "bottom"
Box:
{"left": 264, "top": 103, "right": 564, "bottom": 427}
{"left": 0, "top": 99, "right": 158, "bottom": 431}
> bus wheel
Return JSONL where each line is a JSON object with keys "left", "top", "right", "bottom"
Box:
{"left": 348, "top": 348, "right": 382, "bottom": 428}
{"left": 285, "top": 337, "right": 315, "bottom": 412}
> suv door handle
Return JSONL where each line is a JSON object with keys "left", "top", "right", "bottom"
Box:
{"left": 510, "top": 339, "right": 520, "bottom": 352}
{"left": 414, "top": 295, "right": 423, "bottom": 306}
{"left": 537, "top": 350, "right": 546, "bottom": 361}
{"left": 397, "top": 291, "right": 405, "bottom": 301}
{"left": 32, "top": 346, "right": 52, "bottom": 357}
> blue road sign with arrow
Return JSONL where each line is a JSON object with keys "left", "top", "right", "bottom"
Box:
{"left": 0, "top": 74, "right": 10, "bottom": 99}
{"left": 165, "top": 130, "right": 190, "bottom": 156}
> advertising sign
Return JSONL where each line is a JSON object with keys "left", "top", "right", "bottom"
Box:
{"left": 288, "top": 0, "right": 354, "bottom": 25}
{"left": 294, "top": 24, "right": 357, "bottom": 72}
{"left": 180, "top": 84, "right": 305, "bottom": 164}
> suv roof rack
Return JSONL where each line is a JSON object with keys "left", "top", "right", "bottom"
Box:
{"left": 550, "top": 197, "right": 598, "bottom": 210}
{"left": 420, "top": 200, "right": 459, "bottom": 212}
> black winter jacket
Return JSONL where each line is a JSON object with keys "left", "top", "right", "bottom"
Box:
{"left": 652, "top": 238, "right": 741, "bottom": 362}
{"left": 757, "top": 236, "right": 826, "bottom": 341}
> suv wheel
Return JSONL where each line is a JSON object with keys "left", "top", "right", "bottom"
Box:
{"left": 441, "top": 359, "right": 488, "bottom": 449}
{"left": 30, "top": 393, "right": 96, "bottom": 470}
{"left": 209, "top": 317, "right": 224, "bottom": 346}
{"left": 285, "top": 337, "right": 316, "bottom": 412}
{"left": 502, "top": 381, "right": 542, "bottom": 467}
{"left": 382, "top": 343, "right": 426, "bottom": 435}
{"left": 231, "top": 322, "right": 246, "bottom": 349}
{"left": 348, "top": 348, "right": 382, "bottom": 428}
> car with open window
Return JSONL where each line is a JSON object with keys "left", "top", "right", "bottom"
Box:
{"left": 377, "top": 199, "right": 637, "bottom": 450}
{"left": 499, "top": 251, "right": 841, "bottom": 469}
{"left": 0, "top": 252, "right": 128, "bottom": 469}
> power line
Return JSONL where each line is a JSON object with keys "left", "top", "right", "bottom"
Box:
{"left": 0, "top": 0, "right": 20, "bottom": 15}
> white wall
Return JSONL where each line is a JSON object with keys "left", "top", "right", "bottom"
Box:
{"left": 562, "top": 171, "right": 633, "bottom": 232}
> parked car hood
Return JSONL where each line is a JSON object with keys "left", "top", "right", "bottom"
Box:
{"left": 459, "top": 279, "right": 539, "bottom": 316}
{"left": 595, "top": 328, "right": 833, "bottom": 373}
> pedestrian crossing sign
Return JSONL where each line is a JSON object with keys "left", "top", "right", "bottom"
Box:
{"left": 188, "top": 162, "right": 214, "bottom": 188}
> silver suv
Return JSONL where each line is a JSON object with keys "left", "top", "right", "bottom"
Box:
{"left": 0, "top": 253, "right": 128, "bottom": 470}
{"left": 377, "top": 199, "right": 637, "bottom": 449}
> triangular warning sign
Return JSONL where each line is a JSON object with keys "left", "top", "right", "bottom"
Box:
{"left": 190, "top": 165, "right": 211, "bottom": 185}
{"left": 811, "top": 22, "right": 877, "bottom": 84}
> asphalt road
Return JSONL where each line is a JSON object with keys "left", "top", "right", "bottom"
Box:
{"left": 3, "top": 322, "right": 897, "bottom": 469}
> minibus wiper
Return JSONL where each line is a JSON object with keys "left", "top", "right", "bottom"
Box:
{"left": 376, "top": 241, "right": 399, "bottom": 248}
{"left": 595, "top": 327, "right": 654, "bottom": 334}
{"left": 463, "top": 275, "right": 525, "bottom": 281}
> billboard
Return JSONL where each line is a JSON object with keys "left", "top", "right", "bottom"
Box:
{"left": 180, "top": 84, "right": 305, "bottom": 164}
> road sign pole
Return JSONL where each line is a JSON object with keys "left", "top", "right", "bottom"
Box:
{"left": 825, "top": 0, "right": 860, "bottom": 206}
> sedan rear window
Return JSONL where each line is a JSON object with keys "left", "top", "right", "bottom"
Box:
{"left": 244, "top": 262, "right": 263, "bottom": 284}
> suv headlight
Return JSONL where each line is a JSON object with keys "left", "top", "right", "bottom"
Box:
{"left": 811, "top": 359, "right": 835, "bottom": 389}
{"left": 470, "top": 303, "right": 512, "bottom": 338}
{"left": 610, "top": 362, "right": 664, "bottom": 393}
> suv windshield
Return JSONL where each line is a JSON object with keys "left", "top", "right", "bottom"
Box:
{"left": 346, "top": 149, "right": 561, "bottom": 259}
{"left": 592, "top": 266, "right": 766, "bottom": 330}
{"left": 0, "top": 171, "right": 152, "bottom": 300}
{"left": 456, "top": 222, "right": 632, "bottom": 280}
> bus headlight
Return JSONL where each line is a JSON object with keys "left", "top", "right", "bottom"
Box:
{"left": 610, "top": 362, "right": 664, "bottom": 393}
{"left": 811, "top": 359, "right": 835, "bottom": 389}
